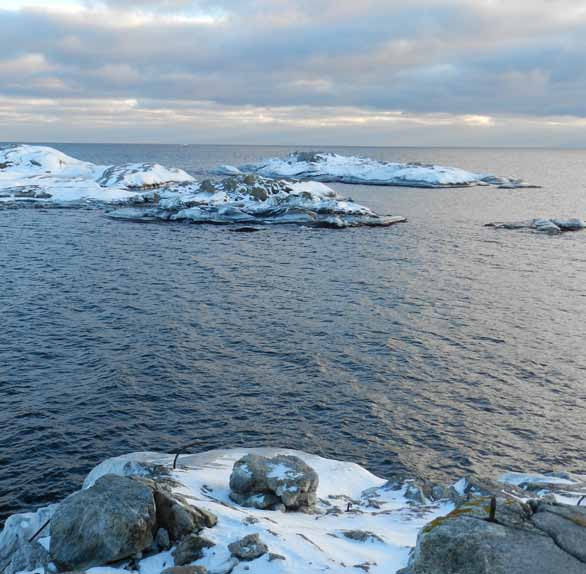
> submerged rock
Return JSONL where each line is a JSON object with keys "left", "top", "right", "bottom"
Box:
{"left": 50, "top": 474, "right": 157, "bottom": 570}
{"left": 229, "top": 454, "right": 319, "bottom": 511}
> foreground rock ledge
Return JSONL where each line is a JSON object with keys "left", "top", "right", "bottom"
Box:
{"left": 401, "top": 497, "right": 586, "bottom": 574}
{"left": 1, "top": 448, "right": 586, "bottom": 574}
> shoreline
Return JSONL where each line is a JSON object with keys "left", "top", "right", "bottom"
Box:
{"left": 2, "top": 447, "right": 585, "bottom": 574}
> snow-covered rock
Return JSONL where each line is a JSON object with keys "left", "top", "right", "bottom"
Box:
{"left": 486, "top": 218, "right": 586, "bottom": 234}
{"left": 1, "top": 448, "right": 452, "bottom": 574}
{"left": 106, "top": 175, "right": 407, "bottom": 229}
{"left": 0, "top": 144, "right": 194, "bottom": 205}
{"left": 3, "top": 449, "right": 586, "bottom": 574}
{"left": 0, "top": 146, "right": 406, "bottom": 228}
{"left": 212, "top": 151, "right": 537, "bottom": 189}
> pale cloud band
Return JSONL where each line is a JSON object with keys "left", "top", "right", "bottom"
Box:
{"left": 0, "top": 0, "right": 584, "bottom": 144}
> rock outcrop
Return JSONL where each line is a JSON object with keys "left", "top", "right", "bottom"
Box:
{"left": 402, "top": 496, "right": 586, "bottom": 574}
{"left": 229, "top": 454, "right": 319, "bottom": 511}
{"left": 49, "top": 473, "right": 218, "bottom": 571}
{"left": 50, "top": 475, "right": 157, "bottom": 571}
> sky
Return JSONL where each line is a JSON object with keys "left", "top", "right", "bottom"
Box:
{"left": 0, "top": 0, "right": 585, "bottom": 146}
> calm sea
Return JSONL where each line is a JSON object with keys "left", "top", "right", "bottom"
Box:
{"left": 1, "top": 144, "right": 586, "bottom": 524}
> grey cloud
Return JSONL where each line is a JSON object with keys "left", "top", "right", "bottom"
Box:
{"left": 1, "top": 0, "right": 586, "bottom": 142}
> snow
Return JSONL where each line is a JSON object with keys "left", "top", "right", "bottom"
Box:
{"left": 5, "top": 450, "right": 586, "bottom": 574}
{"left": 213, "top": 152, "right": 537, "bottom": 189}
{"left": 105, "top": 175, "right": 407, "bottom": 228}
{"left": 3, "top": 448, "right": 452, "bottom": 574}
{"left": 0, "top": 144, "right": 193, "bottom": 205}
{"left": 0, "top": 146, "right": 406, "bottom": 228}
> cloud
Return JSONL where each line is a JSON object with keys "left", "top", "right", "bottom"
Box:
{"left": 0, "top": 0, "right": 584, "bottom": 143}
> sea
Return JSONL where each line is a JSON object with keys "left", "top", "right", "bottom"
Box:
{"left": 1, "top": 144, "right": 586, "bottom": 525}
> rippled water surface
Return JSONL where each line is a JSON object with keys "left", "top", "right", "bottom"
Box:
{"left": 2, "top": 144, "right": 586, "bottom": 524}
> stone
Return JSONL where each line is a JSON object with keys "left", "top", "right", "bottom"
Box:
{"left": 162, "top": 566, "right": 208, "bottom": 574}
{"left": 228, "top": 533, "right": 268, "bottom": 561}
{"left": 342, "top": 530, "right": 384, "bottom": 543}
{"left": 268, "top": 553, "right": 286, "bottom": 562}
{"left": 229, "top": 454, "right": 319, "bottom": 511}
{"left": 448, "top": 475, "right": 526, "bottom": 506}
{"left": 153, "top": 490, "right": 217, "bottom": 542}
{"left": 173, "top": 534, "right": 215, "bottom": 566}
{"left": 405, "top": 497, "right": 586, "bottom": 574}
{"left": 155, "top": 528, "right": 171, "bottom": 550}
{"left": 50, "top": 475, "right": 156, "bottom": 571}
{"left": 529, "top": 501, "right": 586, "bottom": 563}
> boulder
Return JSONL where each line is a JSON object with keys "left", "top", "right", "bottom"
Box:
{"left": 155, "top": 528, "right": 171, "bottom": 550}
{"left": 404, "top": 497, "right": 586, "bottom": 574}
{"left": 229, "top": 454, "right": 319, "bottom": 510}
{"left": 173, "top": 534, "right": 214, "bottom": 566}
{"left": 50, "top": 475, "right": 156, "bottom": 571}
{"left": 228, "top": 533, "right": 268, "bottom": 561}
{"left": 153, "top": 490, "right": 217, "bottom": 542}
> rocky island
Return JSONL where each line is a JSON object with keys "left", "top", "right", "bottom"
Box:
{"left": 0, "top": 145, "right": 405, "bottom": 229}
{"left": 213, "top": 152, "right": 539, "bottom": 189}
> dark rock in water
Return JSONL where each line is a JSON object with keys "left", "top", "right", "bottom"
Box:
{"left": 403, "top": 497, "right": 586, "bottom": 574}
{"left": 50, "top": 474, "right": 156, "bottom": 571}
{"left": 228, "top": 533, "right": 268, "bottom": 561}
{"left": 173, "top": 534, "right": 215, "bottom": 566}
{"left": 230, "top": 227, "right": 262, "bottom": 233}
{"left": 229, "top": 454, "right": 319, "bottom": 511}
{"left": 162, "top": 566, "right": 208, "bottom": 574}
{"left": 153, "top": 490, "right": 217, "bottom": 543}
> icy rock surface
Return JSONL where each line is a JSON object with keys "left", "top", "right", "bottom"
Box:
{"left": 486, "top": 218, "right": 586, "bottom": 234}
{"left": 106, "top": 175, "right": 407, "bottom": 228}
{"left": 0, "top": 146, "right": 406, "bottom": 228}
{"left": 213, "top": 151, "right": 536, "bottom": 188}
{"left": 0, "top": 144, "right": 194, "bottom": 204}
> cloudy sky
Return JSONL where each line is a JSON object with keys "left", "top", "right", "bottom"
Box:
{"left": 0, "top": 0, "right": 585, "bottom": 145}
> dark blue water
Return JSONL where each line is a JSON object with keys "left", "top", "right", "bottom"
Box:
{"left": 2, "top": 144, "right": 586, "bottom": 525}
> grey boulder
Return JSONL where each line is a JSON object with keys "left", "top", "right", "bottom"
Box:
{"left": 153, "top": 490, "right": 217, "bottom": 542}
{"left": 173, "top": 534, "right": 214, "bottom": 566}
{"left": 404, "top": 497, "right": 586, "bottom": 574}
{"left": 228, "top": 533, "right": 268, "bottom": 561}
{"left": 229, "top": 454, "right": 318, "bottom": 510}
{"left": 50, "top": 474, "right": 156, "bottom": 571}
